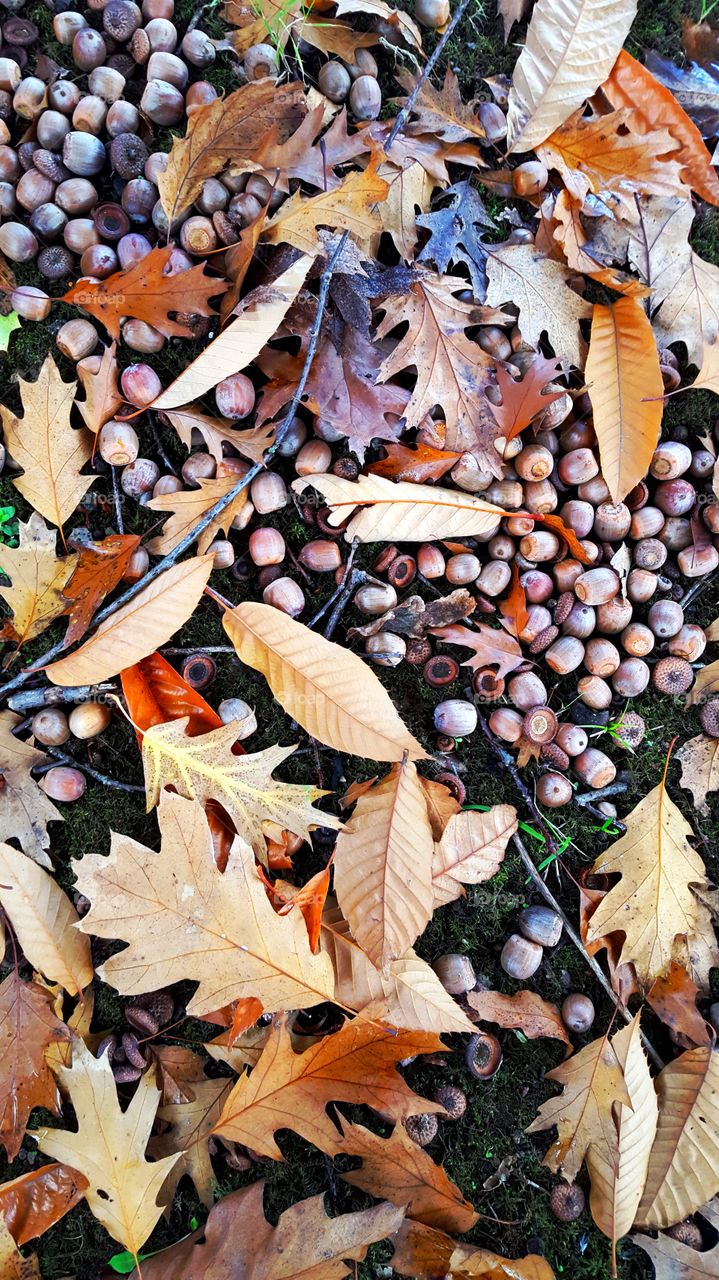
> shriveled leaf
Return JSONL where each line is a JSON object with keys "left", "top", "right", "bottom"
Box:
{"left": 263, "top": 159, "right": 388, "bottom": 255}
{"left": 0, "top": 711, "right": 62, "bottom": 868}
{"left": 647, "top": 962, "right": 713, "bottom": 1048}
{"left": 218, "top": 203, "right": 269, "bottom": 322}
{"left": 0, "top": 845, "right": 93, "bottom": 996}
{"left": 0, "top": 514, "right": 76, "bottom": 648}
{"left": 75, "top": 341, "right": 122, "bottom": 434}
{"left": 499, "top": 565, "right": 531, "bottom": 638}
{"left": 397, "top": 68, "right": 488, "bottom": 143}
{"left": 74, "top": 791, "right": 337, "bottom": 1017}
{"left": 431, "top": 623, "right": 524, "bottom": 678}
{"left": 584, "top": 297, "right": 664, "bottom": 503}
{"left": 292, "top": 473, "right": 507, "bottom": 543}
{"left": 223, "top": 601, "right": 426, "bottom": 762}
{"left": 485, "top": 243, "right": 592, "bottom": 367}
{"left": 337, "top": 1121, "right": 478, "bottom": 1233}
{"left": 678, "top": 733, "right": 719, "bottom": 815}
{"left": 0, "top": 1163, "right": 88, "bottom": 1246}
{"left": 147, "top": 476, "right": 249, "bottom": 555}
{"left": 335, "top": 0, "right": 422, "bottom": 51}
{"left": 416, "top": 181, "right": 494, "bottom": 299}
{"left": 214, "top": 1014, "right": 442, "bottom": 1158}
{"left": 62, "top": 533, "right": 141, "bottom": 647}
{"left": 0, "top": 974, "right": 68, "bottom": 1160}
{"left": 506, "top": 0, "right": 637, "bottom": 152}
{"left": 368, "top": 441, "right": 461, "bottom": 483}
{"left": 635, "top": 1046, "right": 719, "bottom": 1227}
{"left": 467, "top": 989, "right": 571, "bottom": 1049}
{"left": 46, "top": 555, "right": 214, "bottom": 686}
{"left": 32, "top": 1040, "right": 179, "bottom": 1254}
{"left": 1, "top": 356, "right": 93, "bottom": 529}
{"left": 152, "top": 255, "right": 312, "bottom": 410}
{"left": 432, "top": 807, "right": 516, "bottom": 908}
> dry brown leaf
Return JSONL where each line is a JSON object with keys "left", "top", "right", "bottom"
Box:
{"left": 223, "top": 601, "right": 426, "bottom": 762}
{"left": 467, "top": 989, "right": 571, "bottom": 1049}
{"left": 397, "top": 67, "right": 488, "bottom": 143}
{"left": 73, "top": 791, "right": 337, "bottom": 1017}
{"left": 76, "top": 341, "right": 122, "bottom": 435}
{"left": 222, "top": 0, "right": 379, "bottom": 59}
{"left": 33, "top": 1040, "right": 179, "bottom": 1255}
{"left": 647, "top": 962, "right": 713, "bottom": 1048}
{"left": 689, "top": 341, "right": 719, "bottom": 396}
{"left": 161, "top": 407, "right": 274, "bottom": 466}
{"left": 506, "top": 0, "right": 637, "bottom": 152}
{"left": 0, "top": 514, "right": 76, "bottom": 649}
{"left": 337, "top": 1120, "right": 479, "bottom": 1233}
{"left": 0, "top": 1214, "right": 41, "bottom": 1279}
{"left": 526, "top": 1032, "right": 631, "bottom": 1181}
{"left": 585, "top": 1015, "right": 658, "bottom": 1251}
{"left": 152, "top": 255, "right": 313, "bottom": 410}
{"left": 149, "top": 1076, "right": 231, "bottom": 1209}
{"left": 147, "top": 477, "right": 250, "bottom": 556}
{"left": 678, "top": 734, "right": 719, "bottom": 815}
{"left": 687, "top": 659, "right": 719, "bottom": 705}
{"left": 262, "top": 158, "right": 388, "bottom": 254}
{"left": 46, "top": 555, "right": 213, "bottom": 686}
{"left": 431, "top": 807, "right": 516, "bottom": 908}
{"left": 430, "top": 623, "right": 524, "bottom": 679}
{"left": 214, "top": 1014, "right": 442, "bottom": 1158}
{"left": 333, "top": 761, "right": 434, "bottom": 968}
{"left": 585, "top": 782, "right": 711, "bottom": 987}
{"left": 485, "top": 243, "right": 592, "bottom": 368}
{"left": 635, "top": 1046, "right": 719, "bottom": 1227}
{"left": 0, "top": 974, "right": 68, "bottom": 1161}
{"left": 0, "top": 845, "right": 93, "bottom": 996}
{"left": 61, "top": 532, "right": 141, "bottom": 648}
{"left": 373, "top": 159, "right": 434, "bottom": 261}
{"left": 490, "top": 357, "right": 566, "bottom": 444}
{"left": 368, "top": 442, "right": 461, "bottom": 483}
{"left": 392, "top": 1220, "right": 556, "bottom": 1280}
{"left": 243, "top": 106, "right": 371, "bottom": 194}
{"left": 334, "top": 0, "right": 422, "bottom": 51}
{"left": 0, "top": 712, "right": 62, "bottom": 868}
{"left": 584, "top": 297, "right": 664, "bottom": 504}
{"left": 633, "top": 1199, "right": 719, "bottom": 1277}
{"left": 497, "top": 0, "right": 531, "bottom": 39}
{"left": 292, "top": 473, "right": 507, "bottom": 543}
{"left": 0, "top": 1163, "right": 88, "bottom": 1247}
{"left": 158, "top": 79, "right": 304, "bottom": 222}
{"left": 218, "top": 202, "right": 269, "bottom": 322}
{"left": 1, "top": 356, "right": 93, "bottom": 530}
{"left": 420, "top": 775, "right": 461, "bottom": 840}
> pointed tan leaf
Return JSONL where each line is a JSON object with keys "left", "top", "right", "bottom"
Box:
{"left": 0, "top": 712, "right": 62, "bottom": 868}
{"left": 74, "top": 792, "right": 336, "bottom": 1016}
{"left": 214, "top": 1014, "right": 442, "bottom": 1159}
{"left": 677, "top": 734, "right": 719, "bottom": 815}
{"left": 46, "top": 555, "right": 214, "bottom": 686}
{"left": 585, "top": 783, "right": 710, "bottom": 987}
{"left": 337, "top": 1121, "right": 479, "bottom": 1233}
{"left": 584, "top": 297, "right": 664, "bottom": 503}
{"left": 0, "top": 845, "right": 92, "bottom": 996}
{"left": 141, "top": 717, "right": 339, "bottom": 860}
{"left": 485, "top": 243, "right": 592, "bottom": 367}
{"left": 689, "top": 341, "right": 719, "bottom": 395}
{"left": 32, "top": 1041, "right": 180, "bottom": 1254}
{"left": 430, "top": 623, "right": 524, "bottom": 680}
{"left": 76, "top": 341, "right": 122, "bottom": 434}
{"left": 1, "top": 356, "right": 93, "bottom": 529}
{"left": 151, "top": 255, "right": 313, "bottom": 410}
{"left": 687, "top": 659, "right": 719, "bottom": 705}
{"left": 586, "top": 1015, "right": 658, "bottom": 1246}
{"left": 162, "top": 407, "right": 274, "bottom": 466}
{"left": 506, "top": 0, "right": 638, "bottom": 152}
{"left": 333, "top": 762, "right": 433, "bottom": 968}
{"left": 0, "top": 514, "right": 76, "bottom": 648}
{"left": 449, "top": 1241, "right": 558, "bottom": 1279}
{"left": 636, "top": 1046, "right": 719, "bottom": 1227}
{"left": 526, "top": 1032, "right": 631, "bottom": 1181}
{"left": 149, "top": 1077, "right": 230, "bottom": 1209}
{"left": 334, "top": 0, "right": 422, "bottom": 51}
{"left": 263, "top": 160, "right": 389, "bottom": 255}
{"left": 292, "top": 473, "right": 507, "bottom": 543}
{"left": 431, "top": 806, "right": 516, "bottom": 908}
{"left": 0, "top": 975, "right": 68, "bottom": 1161}
{"left": 467, "top": 989, "right": 571, "bottom": 1049}
{"left": 223, "top": 601, "right": 426, "bottom": 762}
{"left": 322, "top": 908, "right": 475, "bottom": 1034}
{"left": 147, "top": 476, "right": 250, "bottom": 555}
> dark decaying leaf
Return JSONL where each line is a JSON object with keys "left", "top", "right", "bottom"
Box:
{"left": 416, "top": 181, "right": 496, "bottom": 300}
{"left": 349, "top": 589, "right": 476, "bottom": 639}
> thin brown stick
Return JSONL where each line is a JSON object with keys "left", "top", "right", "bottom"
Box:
{"left": 385, "top": 0, "right": 476, "bottom": 149}
{"left": 476, "top": 709, "right": 558, "bottom": 855}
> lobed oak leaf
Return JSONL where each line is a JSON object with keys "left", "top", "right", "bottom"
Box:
{"left": 689, "top": 340, "right": 719, "bottom": 396}
{"left": 646, "top": 962, "right": 713, "bottom": 1049}
{"left": 489, "top": 358, "right": 567, "bottom": 444}
{"left": 161, "top": 406, "right": 274, "bottom": 466}
{"left": 337, "top": 1120, "right": 479, "bottom": 1233}
{"left": 63, "top": 246, "right": 228, "bottom": 341}
{"left": 368, "top": 441, "right": 461, "bottom": 483}
{"left": 61, "top": 532, "right": 141, "bottom": 648}
{"left": 0, "top": 711, "right": 63, "bottom": 868}
{"left": 0, "top": 514, "right": 77, "bottom": 649}
{"left": 633, "top": 1199, "right": 719, "bottom": 1276}
{"left": 485, "top": 243, "right": 591, "bottom": 368}
{"left": 46, "top": 555, "right": 214, "bottom": 686}
{"left": 262, "top": 157, "right": 388, "bottom": 255}
{"left": 241, "top": 105, "right": 371, "bottom": 194}
{"left": 151, "top": 1045, "right": 215, "bottom": 1106}
{"left": 467, "top": 989, "right": 571, "bottom": 1050}
{"left": 0, "top": 844, "right": 93, "bottom": 995}
{"left": 135, "top": 1178, "right": 402, "bottom": 1280}
{"left": 431, "top": 622, "right": 524, "bottom": 679}
{"left": 677, "top": 733, "right": 719, "bottom": 815}
{"left": 73, "top": 791, "right": 337, "bottom": 1016}
{"left": 432, "top": 807, "right": 516, "bottom": 909}
{"left": 149, "top": 1076, "right": 231, "bottom": 1209}
{"left": 213, "top": 1013, "right": 443, "bottom": 1159}
{"left": 0, "top": 1164, "right": 87, "bottom": 1246}
{"left": 0, "top": 975, "right": 69, "bottom": 1161}
{"left": 373, "top": 158, "right": 435, "bottom": 262}
{"left": 147, "top": 476, "right": 250, "bottom": 556}
{"left": 397, "top": 68, "right": 488, "bottom": 143}
{"left": 1, "top": 356, "right": 94, "bottom": 531}
{"left": 416, "top": 181, "right": 496, "bottom": 299}
{"left": 75, "top": 340, "right": 122, "bottom": 435}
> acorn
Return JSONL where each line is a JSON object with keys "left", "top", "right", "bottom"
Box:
{"left": 110, "top": 132, "right": 149, "bottom": 180}
{"left": 32, "top": 707, "right": 71, "bottom": 746}
{"left": 40, "top": 766, "right": 86, "bottom": 802}
{"left": 434, "top": 700, "right": 477, "bottom": 738}
{"left": 518, "top": 906, "right": 562, "bottom": 948}
{"left": 181, "top": 653, "right": 216, "bottom": 691}
{"left": 423, "top": 655, "right": 459, "bottom": 687}
{"left": 536, "top": 772, "right": 573, "bottom": 808}
{"left": 414, "top": 0, "right": 450, "bottom": 25}
{"left": 318, "top": 60, "right": 351, "bottom": 103}
{"left": 652, "top": 656, "right": 694, "bottom": 695}
{"left": 666, "top": 1220, "right": 704, "bottom": 1249}
{"left": 263, "top": 576, "right": 305, "bottom": 617}
{"left": 99, "top": 421, "right": 140, "bottom": 466}
{"left": 68, "top": 702, "right": 111, "bottom": 739}
{"left": 215, "top": 372, "right": 255, "bottom": 419}
{"left": 365, "top": 632, "right": 406, "bottom": 667}
{"left": 56, "top": 319, "right": 97, "bottom": 362}
{"left": 218, "top": 698, "right": 257, "bottom": 739}
{"left": 561, "top": 994, "right": 595, "bottom": 1033}
{"left": 465, "top": 1031, "right": 502, "bottom": 1079}
{"left": 244, "top": 42, "right": 278, "bottom": 79}
{"left": 432, "top": 953, "right": 476, "bottom": 995}
{"left": 550, "top": 1183, "right": 585, "bottom": 1221}
{"left": 501, "top": 933, "right": 543, "bottom": 980}
{"left": 433, "top": 1083, "right": 467, "bottom": 1120}
{"left": 349, "top": 74, "right": 382, "bottom": 120}
{"left": 403, "top": 1114, "right": 439, "bottom": 1147}
{"left": 121, "top": 363, "right": 162, "bottom": 407}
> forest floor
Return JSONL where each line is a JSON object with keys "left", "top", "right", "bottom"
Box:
{"left": 1, "top": 1, "right": 718, "bottom": 1278}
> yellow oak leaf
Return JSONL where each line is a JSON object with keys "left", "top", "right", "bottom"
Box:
{"left": 0, "top": 514, "right": 76, "bottom": 648}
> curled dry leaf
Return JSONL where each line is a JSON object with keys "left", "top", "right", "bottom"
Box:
{"left": 161, "top": 406, "right": 274, "bottom": 467}
{"left": 368, "top": 441, "right": 461, "bottom": 483}
{"left": 0, "top": 711, "right": 62, "bottom": 868}
{"left": 430, "top": 623, "right": 524, "bottom": 679}
{"left": 46, "top": 555, "right": 214, "bottom": 686}
{"left": 467, "top": 989, "right": 571, "bottom": 1050}
{"left": 223, "top": 601, "right": 426, "bottom": 762}
{"left": 0, "top": 514, "right": 77, "bottom": 649}
{"left": 121, "top": 650, "right": 222, "bottom": 741}
{"left": 0, "top": 974, "right": 68, "bottom": 1161}
{"left": 392, "top": 1219, "right": 556, "bottom": 1279}
{"left": 431, "top": 806, "right": 517, "bottom": 908}
{"left": 646, "top": 962, "right": 713, "bottom": 1048}
{"left": 0, "top": 844, "right": 93, "bottom": 995}
{"left": 292, "top": 472, "right": 507, "bottom": 542}
{"left": 75, "top": 341, "right": 122, "bottom": 435}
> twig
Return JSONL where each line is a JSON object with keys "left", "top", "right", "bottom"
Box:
{"left": 38, "top": 747, "right": 146, "bottom": 793}
{"left": 306, "top": 544, "right": 361, "bottom": 630}
{"left": 573, "top": 781, "right": 628, "bottom": 831}
{"left": 385, "top": 0, "right": 475, "bottom": 149}
{"left": 147, "top": 410, "right": 178, "bottom": 476}
{"left": 0, "top": 232, "right": 351, "bottom": 703}
{"left": 476, "top": 710, "right": 558, "bottom": 856}
{"left": 679, "top": 567, "right": 719, "bottom": 611}
{"left": 161, "top": 646, "right": 236, "bottom": 656}
{"left": 111, "top": 466, "right": 124, "bottom": 534}
{"left": 7, "top": 683, "right": 116, "bottom": 712}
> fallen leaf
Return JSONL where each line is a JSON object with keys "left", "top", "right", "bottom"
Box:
{"left": 151, "top": 1045, "right": 212, "bottom": 1106}
{"left": 291, "top": 473, "right": 507, "bottom": 542}
{"left": 262, "top": 158, "right": 388, "bottom": 255}
{"left": 635, "top": 1046, "right": 719, "bottom": 1227}
{"left": 333, "top": 761, "right": 434, "bottom": 968}
{"left": 121, "top": 651, "right": 222, "bottom": 740}
{"left": 498, "top": 0, "right": 531, "bottom": 38}
{"left": 73, "top": 791, "right": 337, "bottom": 1017}
{"left": 214, "top": 1014, "right": 441, "bottom": 1159}
{"left": 147, "top": 476, "right": 250, "bottom": 556}
{"left": 218, "top": 202, "right": 269, "bottom": 323}
{"left": 0, "top": 1216, "right": 41, "bottom": 1279}
{"left": 1, "top": 356, "right": 93, "bottom": 530}
{"left": 430, "top": 623, "right": 524, "bottom": 679}
{"left": 337, "top": 1120, "right": 478, "bottom": 1232}
{"left": 46, "top": 555, "right": 214, "bottom": 686}
{"left": 223, "top": 0, "right": 379, "bottom": 59}
{"left": 646, "top": 962, "right": 712, "bottom": 1048}
{"left": 274, "top": 866, "right": 330, "bottom": 953}
{"left": 506, "top": 0, "right": 637, "bottom": 152}
{"left": 32, "top": 1040, "right": 179, "bottom": 1255}
{"left": 687, "top": 659, "right": 719, "bottom": 705}
{"left": 489, "top": 358, "right": 566, "bottom": 444}
{"left": 393, "top": 1220, "right": 557, "bottom": 1279}
{"left": 0, "top": 974, "right": 68, "bottom": 1161}
{"left": 244, "top": 105, "right": 371, "bottom": 194}
{"left": 0, "top": 711, "right": 62, "bottom": 868}
{"left": 61, "top": 533, "right": 141, "bottom": 647}
{"left": 633, "top": 1198, "right": 719, "bottom": 1277}
{"left": 0, "top": 514, "right": 76, "bottom": 648}
{"left": 397, "top": 68, "right": 488, "bottom": 143}
{"left": 368, "top": 441, "right": 461, "bottom": 483}
{"left": 648, "top": 48, "right": 719, "bottom": 135}
{"left": 584, "top": 297, "right": 664, "bottom": 504}
{"left": 376, "top": 159, "right": 435, "bottom": 262}
{"left": 136, "top": 1179, "right": 402, "bottom": 1280}
{"left": 499, "top": 565, "right": 531, "bottom": 639}
{"left": 75, "top": 341, "right": 123, "bottom": 434}
{"left": 485, "top": 243, "right": 592, "bottom": 368}
{"left": 335, "top": 0, "right": 422, "bottom": 51}
{"left": 149, "top": 1076, "right": 231, "bottom": 1209}
{"left": 223, "top": 601, "right": 427, "bottom": 762}
{"left": 151, "top": 255, "right": 312, "bottom": 410}
{"left": 63, "top": 246, "right": 227, "bottom": 342}
{"left": 467, "top": 989, "right": 571, "bottom": 1048}
{"left": 432, "top": 807, "right": 517, "bottom": 908}
{"left": 0, "top": 1164, "right": 88, "bottom": 1246}
{"left": 161, "top": 406, "right": 274, "bottom": 466}
{"left": 0, "top": 845, "right": 93, "bottom": 996}
{"left": 526, "top": 1031, "right": 630, "bottom": 1181}
{"left": 677, "top": 733, "right": 719, "bottom": 815}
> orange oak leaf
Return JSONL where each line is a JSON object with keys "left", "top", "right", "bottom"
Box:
{"left": 63, "top": 246, "right": 228, "bottom": 341}
{"left": 499, "top": 564, "right": 530, "bottom": 638}
{"left": 243, "top": 106, "right": 371, "bottom": 194}
{"left": 62, "top": 533, "right": 141, "bottom": 647}
{"left": 646, "top": 961, "right": 712, "bottom": 1049}
{"left": 467, "top": 989, "right": 571, "bottom": 1051}
{"left": 0, "top": 1164, "right": 88, "bottom": 1246}
{"left": 0, "top": 974, "right": 69, "bottom": 1161}
{"left": 368, "top": 442, "right": 461, "bottom": 483}
{"left": 430, "top": 623, "right": 524, "bottom": 678}
{"left": 490, "top": 357, "right": 566, "bottom": 443}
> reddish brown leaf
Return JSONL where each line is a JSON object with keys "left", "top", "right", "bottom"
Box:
{"left": 646, "top": 961, "right": 712, "bottom": 1048}
{"left": 227, "top": 998, "right": 264, "bottom": 1046}
{"left": 430, "top": 623, "right": 524, "bottom": 679}
{"left": 62, "top": 533, "right": 141, "bottom": 648}
{"left": 467, "top": 988, "right": 572, "bottom": 1050}
{"left": 121, "top": 651, "right": 223, "bottom": 742}
{"left": 63, "top": 246, "right": 228, "bottom": 341}
{"left": 490, "top": 357, "right": 566, "bottom": 442}
{"left": 369, "top": 442, "right": 462, "bottom": 483}
{"left": 0, "top": 1164, "right": 88, "bottom": 1245}
{"left": 529, "top": 511, "right": 593, "bottom": 563}
{"left": 0, "top": 974, "right": 69, "bottom": 1161}
{"left": 499, "top": 564, "right": 530, "bottom": 638}
{"left": 579, "top": 877, "right": 638, "bottom": 1007}
{"left": 277, "top": 867, "right": 331, "bottom": 954}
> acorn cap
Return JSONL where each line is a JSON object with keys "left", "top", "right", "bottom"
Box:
{"left": 550, "top": 1182, "right": 585, "bottom": 1221}
{"left": 465, "top": 1031, "right": 502, "bottom": 1079}
{"left": 699, "top": 698, "right": 719, "bottom": 738}
{"left": 403, "top": 1113, "right": 439, "bottom": 1147}
{"left": 433, "top": 1083, "right": 467, "bottom": 1120}
{"left": 652, "top": 656, "right": 694, "bottom": 695}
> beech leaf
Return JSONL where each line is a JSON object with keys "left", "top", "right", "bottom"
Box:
{"left": 292, "top": 473, "right": 507, "bottom": 542}
{"left": 431, "top": 806, "right": 517, "bottom": 908}
{"left": 0, "top": 514, "right": 76, "bottom": 649}
{"left": 0, "top": 844, "right": 93, "bottom": 995}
